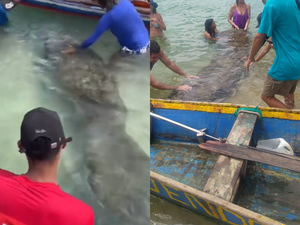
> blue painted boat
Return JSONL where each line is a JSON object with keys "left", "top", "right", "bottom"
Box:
{"left": 19, "top": 0, "right": 150, "bottom": 27}
{"left": 150, "top": 98, "right": 300, "bottom": 225}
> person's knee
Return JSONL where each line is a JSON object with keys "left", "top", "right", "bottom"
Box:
{"left": 261, "top": 94, "right": 273, "bottom": 103}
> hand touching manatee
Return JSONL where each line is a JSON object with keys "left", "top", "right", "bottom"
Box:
{"left": 185, "top": 75, "right": 198, "bottom": 79}
{"left": 176, "top": 85, "right": 192, "bottom": 91}
{"left": 63, "top": 46, "right": 76, "bottom": 54}
{"left": 245, "top": 57, "right": 255, "bottom": 71}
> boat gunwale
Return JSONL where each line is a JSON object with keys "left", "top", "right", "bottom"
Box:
{"left": 151, "top": 98, "right": 300, "bottom": 121}
{"left": 151, "top": 171, "right": 285, "bottom": 225}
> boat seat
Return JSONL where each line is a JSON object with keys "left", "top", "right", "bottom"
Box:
{"left": 203, "top": 111, "right": 259, "bottom": 202}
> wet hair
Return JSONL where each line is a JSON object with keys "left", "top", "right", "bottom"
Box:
{"left": 204, "top": 19, "right": 215, "bottom": 38}
{"left": 25, "top": 137, "right": 61, "bottom": 162}
{"left": 150, "top": 40, "right": 161, "bottom": 54}
{"left": 236, "top": 0, "right": 245, "bottom": 6}
{"left": 97, "top": 0, "right": 118, "bottom": 11}
{"left": 150, "top": 2, "right": 158, "bottom": 13}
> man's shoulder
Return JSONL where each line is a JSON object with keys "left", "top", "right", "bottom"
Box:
{"left": 0, "top": 168, "right": 16, "bottom": 177}
{"left": 60, "top": 191, "right": 94, "bottom": 213}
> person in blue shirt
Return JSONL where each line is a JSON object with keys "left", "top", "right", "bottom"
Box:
{"left": 64, "top": 0, "right": 149, "bottom": 55}
{"left": 245, "top": 0, "right": 300, "bottom": 109}
{"left": 0, "top": 0, "right": 20, "bottom": 26}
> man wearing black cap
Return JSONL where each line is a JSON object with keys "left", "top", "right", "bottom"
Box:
{"left": 0, "top": 107, "right": 94, "bottom": 225}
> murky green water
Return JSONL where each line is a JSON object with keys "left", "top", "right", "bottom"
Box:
{"left": 0, "top": 5, "right": 149, "bottom": 225}
{"left": 149, "top": 0, "right": 297, "bottom": 223}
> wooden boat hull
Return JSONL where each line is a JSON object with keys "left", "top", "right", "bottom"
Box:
{"left": 19, "top": 0, "right": 150, "bottom": 27}
{"left": 150, "top": 98, "right": 300, "bottom": 225}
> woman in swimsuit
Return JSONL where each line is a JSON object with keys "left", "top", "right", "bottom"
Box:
{"left": 150, "top": 1, "right": 166, "bottom": 38}
{"left": 227, "top": 0, "right": 251, "bottom": 30}
{"left": 203, "top": 19, "right": 218, "bottom": 41}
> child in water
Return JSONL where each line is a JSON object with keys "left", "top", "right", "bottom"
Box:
{"left": 203, "top": 19, "right": 218, "bottom": 41}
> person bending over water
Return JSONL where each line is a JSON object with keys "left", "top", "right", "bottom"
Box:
{"left": 228, "top": 0, "right": 251, "bottom": 30}
{"left": 150, "top": 40, "right": 198, "bottom": 91}
{"left": 0, "top": 0, "right": 20, "bottom": 26}
{"left": 150, "top": 0, "right": 166, "bottom": 38}
{"left": 0, "top": 107, "right": 94, "bottom": 225}
{"left": 203, "top": 19, "right": 218, "bottom": 41}
{"left": 245, "top": 0, "right": 300, "bottom": 109}
{"left": 64, "top": 0, "right": 149, "bottom": 55}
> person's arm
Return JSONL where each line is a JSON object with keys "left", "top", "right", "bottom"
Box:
{"left": 244, "top": 4, "right": 251, "bottom": 30}
{"left": 227, "top": 5, "right": 239, "bottom": 29}
{"left": 150, "top": 74, "right": 177, "bottom": 90}
{"left": 245, "top": 33, "right": 266, "bottom": 71}
{"left": 156, "top": 13, "right": 166, "bottom": 31}
{"left": 255, "top": 38, "right": 272, "bottom": 62}
{"left": 159, "top": 49, "right": 198, "bottom": 79}
{"left": 150, "top": 74, "right": 192, "bottom": 91}
{"left": 203, "top": 31, "right": 217, "bottom": 41}
{"left": 77, "top": 14, "right": 111, "bottom": 49}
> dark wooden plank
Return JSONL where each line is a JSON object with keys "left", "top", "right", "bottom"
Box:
{"left": 200, "top": 141, "right": 300, "bottom": 173}
{"left": 203, "top": 112, "right": 258, "bottom": 202}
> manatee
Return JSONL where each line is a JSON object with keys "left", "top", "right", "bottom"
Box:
{"left": 39, "top": 31, "right": 150, "bottom": 224}
{"left": 168, "top": 29, "right": 252, "bottom": 102}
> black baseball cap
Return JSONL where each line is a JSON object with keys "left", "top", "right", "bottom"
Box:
{"left": 20, "top": 107, "right": 72, "bottom": 153}
{"left": 256, "top": 13, "right": 262, "bottom": 28}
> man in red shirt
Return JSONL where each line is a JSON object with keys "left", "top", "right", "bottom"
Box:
{"left": 0, "top": 107, "right": 94, "bottom": 225}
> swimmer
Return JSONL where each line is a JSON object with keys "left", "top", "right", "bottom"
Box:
{"left": 63, "top": 0, "right": 149, "bottom": 56}
{"left": 150, "top": 0, "right": 166, "bottom": 38}
{"left": 203, "top": 19, "right": 218, "bottom": 41}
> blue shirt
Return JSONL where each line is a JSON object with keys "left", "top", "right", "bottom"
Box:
{"left": 258, "top": 0, "right": 300, "bottom": 81}
{"left": 0, "top": 3, "right": 8, "bottom": 26}
{"left": 78, "top": 0, "right": 149, "bottom": 51}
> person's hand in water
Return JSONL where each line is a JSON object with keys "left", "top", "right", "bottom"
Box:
{"left": 176, "top": 85, "right": 192, "bottom": 91}
{"left": 245, "top": 57, "right": 255, "bottom": 71}
{"left": 185, "top": 75, "right": 198, "bottom": 79}
{"left": 63, "top": 46, "right": 76, "bottom": 54}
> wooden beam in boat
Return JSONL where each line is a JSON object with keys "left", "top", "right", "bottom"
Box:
{"left": 199, "top": 141, "right": 300, "bottom": 173}
{"left": 150, "top": 171, "right": 285, "bottom": 225}
{"left": 203, "top": 112, "right": 258, "bottom": 202}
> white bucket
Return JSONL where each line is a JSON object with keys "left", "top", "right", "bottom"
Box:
{"left": 256, "top": 138, "right": 294, "bottom": 156}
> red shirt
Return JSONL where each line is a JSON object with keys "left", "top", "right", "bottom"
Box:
{"left": 0, "top": 169, "right": 94, "bottom": 225}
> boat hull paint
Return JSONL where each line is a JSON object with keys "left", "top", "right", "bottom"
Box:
{"left": 19, "top": 0, "right": 150, "bottom": 27}
{"left": 151, "top": 171, "right": 284, "bottom": 225}
{"left": 150, "top": 99, "right": 300, "bottom": 225}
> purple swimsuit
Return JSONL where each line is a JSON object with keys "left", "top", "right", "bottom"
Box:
{"left": 232, "top": 7, "right": 249, "bottom": 29}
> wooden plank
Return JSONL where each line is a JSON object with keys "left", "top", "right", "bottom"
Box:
{"left": 151, "top": 171, "right": 285, "bottom": 225}
{"left": 199, "top": 141, "right": 300, "bottom": 173}
{"left": 203, "top": 112, "right": 258, "bottom": 202}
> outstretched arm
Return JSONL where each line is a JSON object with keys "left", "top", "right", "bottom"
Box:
{"left": 77, "top": 14, "right": 111, "bottom": 49}
{"left": 150, "top": 74, "right": 192, "bottom": 91}
{"left": 150, "top": 74, "right": 177, "bottom": 90}
{"left": 159, "top": 49, "right": 198, "bottom": 79}
{"left": 244, "top": 4, "right": 251, "bottom": 30}
{"left": 227, "top": 5, "right": 239, "bottom": 29}
{"left": 255, "top": 37, "right": 273, "bottom": 62}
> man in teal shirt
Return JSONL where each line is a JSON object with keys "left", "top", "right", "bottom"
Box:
{"left": 245, "top": 0, "right": 300, "bottom": 109}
